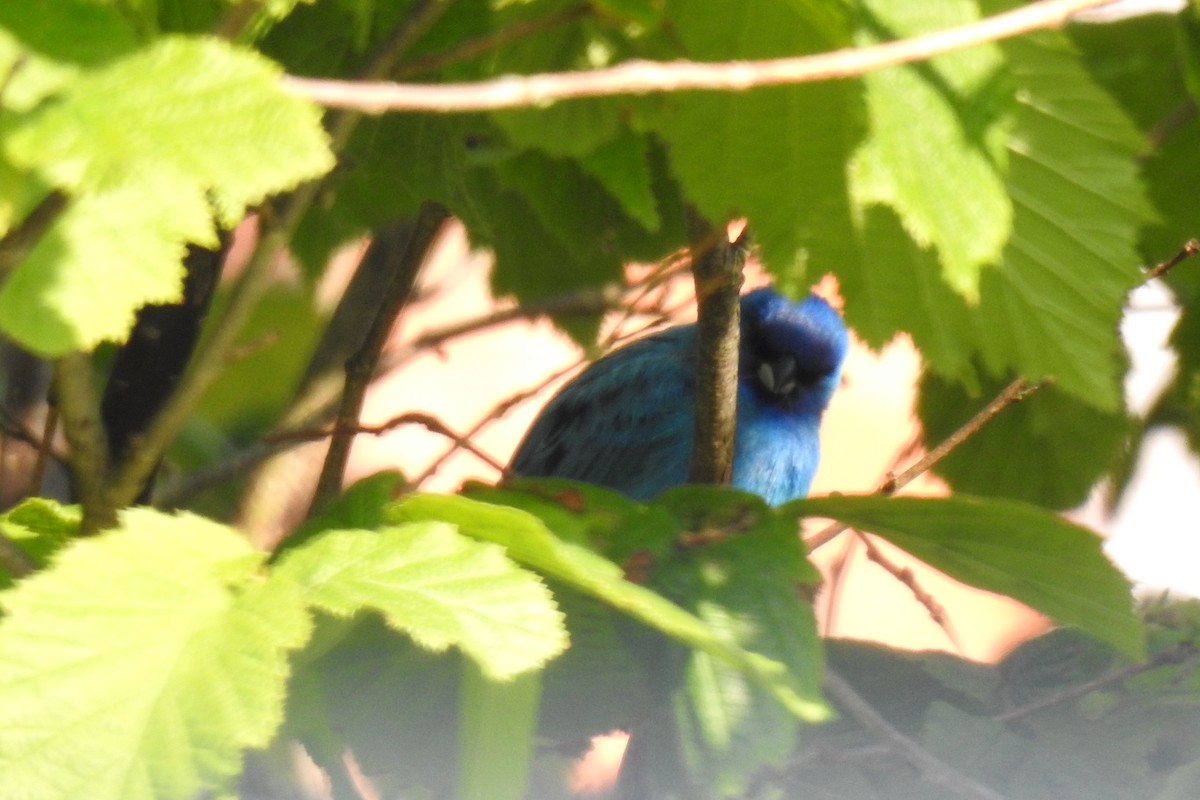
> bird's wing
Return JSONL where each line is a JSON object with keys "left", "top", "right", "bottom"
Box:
{"left": 509, "top": 327, "right": 696, "bottom": 500}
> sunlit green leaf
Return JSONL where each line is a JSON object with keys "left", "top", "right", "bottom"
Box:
{"left": 0, "top": 509, "right": 310, "bottom": 800}
{"left": 0, "top": 36, "right": 332, "bottom": 354}
{"left": 276, "top": 521, "right": 567, "bottom": 680}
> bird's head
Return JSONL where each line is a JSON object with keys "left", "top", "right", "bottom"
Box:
{"left": 739, "top": 288, "right": 849, "bottom": 414}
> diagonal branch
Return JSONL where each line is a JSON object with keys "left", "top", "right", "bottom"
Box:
{"left": 825, "top": 668, "right": 1007, "bottom": 800}
{"left": 308, "top": 205, "right": 451, "bottom": 514}
{"left": 281, "top": 0, "right": 1115, "bottom": 113}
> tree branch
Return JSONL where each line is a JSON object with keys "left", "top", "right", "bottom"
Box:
{"left": 994, "top": 643, "right": 1197, "bottom": 724}
{"left": 824, "top": 668, "right": 1007, "bottom": 800}
{"left": 281, "top": 0, "right": 1115, "bottom": 113}
{"left": 687, "top": 212, "right": 743, "bottom": 486}
{"left": 52, "top": 353, "right": 113, "bottom": 533}
{"left": 308, "top": 205, "right": 450, "bottom": 514}
{"left": 0, "top": 190, "right": 68, "bottom": 276}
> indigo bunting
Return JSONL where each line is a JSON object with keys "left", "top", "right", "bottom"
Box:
{"left": 509, "top": 287, "right": 848, "bottom": 505}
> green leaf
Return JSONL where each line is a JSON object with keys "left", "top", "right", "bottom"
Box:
{"left": 0, "top": 35, "right": 332, "bottom": 354}
{"left": 974, "top": 30, "right": 1153, "bottom": 408}
{"left": 0, "top": 508, "right": 310, "bottom": 800}
{"left": 578, "top": 129, "right": 662, "bottom": 231}
{"left": 852, "top": 0, "right": 1012, "bottom": 300}
{"left": 457, "top": 662, "right": 541, "bottom": 800}
{"left": 649, "top": 488, "right": 824, "bottom": 794}
{"left": 291, "top": 112, "right": 470, "bottom": 274}
{"left": 792, "top": 494, "right": 1143, "bottom": 658}
{"left": 0, "top": 177, "right": 208, "bottom": 354}
{"left": 391, "top": 492, "right": 830, "bottom": 721}
{"left": 0, "top": 0, "right": 139, "bottom": 65}
{"left": 917, "top": 371, "right": 1133, "bottom": 508}
{"left": 284, "top": 615, "right": 462, "bottom": 799}
{"left": 0, "top": 498, "right": 79, "bottom": 585}
{"left": 275, "top": 521, "right": 568, "bottom": 680}
{"left": 302, "top": 470, "right": 407, "bottom": 537}
{"left": 646, "top": 0, "right": 862, "bottom": 284}
{"left": 7, "top": 36, "right": 332, "bottom": 223}
{"left": 837, "top": 205, "right": 980, "bottom": 383}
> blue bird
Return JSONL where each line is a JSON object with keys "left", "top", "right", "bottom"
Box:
{"left": 508, "top": 287, "right": 848, "bottom": 505}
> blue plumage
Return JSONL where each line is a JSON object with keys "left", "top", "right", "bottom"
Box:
{"left": 509, "top": 287, "right": 848, "bottom": 506}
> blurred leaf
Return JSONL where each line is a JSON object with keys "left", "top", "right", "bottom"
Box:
{"left": 284, "top": 615, "right": 462, "bottom": 799}
{"left": 290, "top": 113, "right": 471, "bottom": 274}
{"left": 391, "top": 492, "right": 830, "bottom": 721}
{"left": 457, "top": 663, "right": 541, "bottom": 800}
{"left": 647, "top": 488, "right": 824, "bottom": 794}
{"left": 0, "top": 1, "right": 139, "bottom": 64}
{"left": 196, "top": 283, "right": 325, "bottom": 434}
{"left": 792, "top": 494, "right": 1144, "bottom": 658}
{"left": 0, "top": 509, "right": 310, "bottom": 800}
{"left": 917, "top": 370, "right": 1133, "bottom": 508}
{"left": 276, "top": 521, "right": 568, "bottom": 680}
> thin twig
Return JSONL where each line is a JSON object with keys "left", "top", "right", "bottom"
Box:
{"left": 393, "top": 4, "right": 591, "bottom": 79}
{"left": 421, "top": 359, "right": 587, "bottom": 488}
{"left": 51, "top": 353, "right": 113, "bottom": 533}
{"left": 806, "top": 377, "right": 1042, "bottom": 552}
{"left": 824, "top": 668, "right": 1007, "bottom": 800}
{"left": 0, "top": 190, "right": 68, "bottom": 275}
{"left": 268, "top": 411, "right": 505, "bottom": 473}
{"left": 994, "top": 644, "right": 1198, "bottom": 724}
{"left": 156, "top": 283, "right": 650, "bottom": 505}
{"left": 309, "top": 204, "right": 451, "bottom": 514}
{"left": 403, "top": 284, "right": 628, "bottom": 356}
{"left": 809, "top": 235, "right": 1200, "bottom": 552}
{"left": 1143, "top": 237, "right": 1200, "bottom": 282}
{"left": 860, "top": 533, "right": 964, "bottom": 651}
{"left": 281, "top": 0, "right": 1114, "bottom": 113}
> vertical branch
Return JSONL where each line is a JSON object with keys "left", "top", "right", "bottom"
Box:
{"left": 686, "top": 209, "right": 743, "bottom": 486}
{"left": 52, "top": 353, "right": 113, "bottom": 533}
{"left": 308, "top": 203, "right": 451, "bottom": 514}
